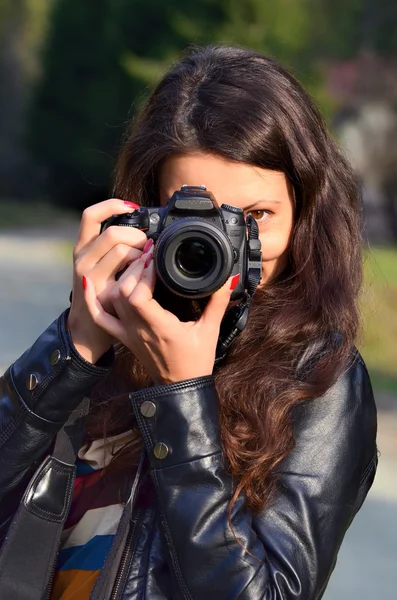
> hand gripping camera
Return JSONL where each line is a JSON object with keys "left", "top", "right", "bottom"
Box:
{"left": 102, "top": 185, "right": 262, "bottom": 302}
{"left": 102, "top": 185, "right": 262, "bottom": 361}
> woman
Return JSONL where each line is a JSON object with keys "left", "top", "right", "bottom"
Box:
{"left": 0, "top": 45, "right": 377, "bottom": 600}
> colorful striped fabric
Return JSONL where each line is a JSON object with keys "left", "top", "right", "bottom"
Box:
{"left": 50, "top": 431, "right": 135, "bottom": 600}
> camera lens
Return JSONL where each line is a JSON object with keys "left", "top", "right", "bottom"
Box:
{"left": 154, "top": 219, "right": 235, "bottom": 298}
{"left": 175, "top": 238, "right": 214, "bottom": 278}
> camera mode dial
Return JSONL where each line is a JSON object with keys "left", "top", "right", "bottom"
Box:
{"left": 220, "top": 204, "right": 244, "bottom": 214}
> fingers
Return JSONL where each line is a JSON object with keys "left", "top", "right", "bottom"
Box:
{"left": 75, "top": 198, "right": 141, "bottom": 255}
{"left": 76, "top": 225, "right": 147, "bottom": 274}
{"left": 84, "top": 275, "right": 126, "bottom": 342}
{"left": 99, "top": 244, "right": 142, "bottom": 280}
{"left": 114, "top": 253, "right": 147, "bottom": 300}
{"left": 116, "top": 243, "right": 156, "bottom": 303}
{"left": 114, "top": 244, "right": 164, "bottom": 324}
{"left": 199, "top": 274, "right": 237, "bottom": 330}
{"left": 128, "top": 245, "right": 158, "bottom": 308}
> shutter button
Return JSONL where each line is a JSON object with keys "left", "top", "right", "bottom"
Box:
{"left": 140, "top": 401, "right": 156, "bottom": 418}
{"left": 153, "top": 442, "right": 169, "bottom": 459}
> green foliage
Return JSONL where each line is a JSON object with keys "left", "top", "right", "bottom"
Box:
{"left": 26, "top": 0, "right": 316, "bottom": 206}
{"left": 307, "top": 0, "right": 397, "bottom": 59}
{"left": 360, "top": 247, "right": 397, "bottom": 388}
{"left": 0, "top": 0, "right": 52, "bottom": 78}
{"left": 28, "top": 0, "right": 229, "bottom": 206}
{"left": 219, "top": 0, "right": 311, "bottom": 63}
{"left": 26, "top": 0, "right": 397, "bottom": 208}
{"left": 29, "top": 1, "right": 132, "bottom": 204}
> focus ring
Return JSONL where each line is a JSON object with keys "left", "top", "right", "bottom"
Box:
{"left": 153, "top": 217, "right": 234, "bottom": 299}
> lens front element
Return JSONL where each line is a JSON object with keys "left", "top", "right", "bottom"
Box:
{"left": 175, "top": 238, "right": 214, "bottom": 279}
{"left": 154, "top": 219, "right": 235, "bottom": 298}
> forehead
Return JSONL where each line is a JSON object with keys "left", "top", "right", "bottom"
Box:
{"left": 158, "top": 153, "right": 290, "bottom": 205}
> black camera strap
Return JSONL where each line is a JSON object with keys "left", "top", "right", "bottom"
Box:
{"left": 215, "top": 215, "right": 262, "bottom": 365}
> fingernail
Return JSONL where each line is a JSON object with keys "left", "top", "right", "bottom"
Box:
{"left": 124, "top": 200, "right": 140, "bottom": 209}
{"left": 142, "top": 238, "right": 154, "bottom": 255}
{"left": 230, "top": 274, "right": 240, "bottom": 291}
{"left": 144, "top": 252, "right": 153, "bottom": 269}
{"left": 82, "top": 276, "right": 87, "bottom": 291}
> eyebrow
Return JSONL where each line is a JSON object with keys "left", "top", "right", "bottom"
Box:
{"left": 242, "top": 199, "right": 281, "bottom": 211}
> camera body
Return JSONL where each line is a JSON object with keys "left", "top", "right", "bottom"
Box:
{"left": 101, "top": 185, "right": 261, "bottom": 300}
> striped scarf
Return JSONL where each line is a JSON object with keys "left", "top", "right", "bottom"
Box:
{"left": 50, "top": 431, "right": 135, "bottom": 600}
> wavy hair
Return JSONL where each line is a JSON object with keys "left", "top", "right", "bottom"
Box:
{"left": 87, "top": 45, "right": 362, "bottom": 515}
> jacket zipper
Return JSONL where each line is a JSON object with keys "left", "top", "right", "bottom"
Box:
{"left": 109, "top": 509, "right": 144, "bottom": 600}
{"left": 108, "top": 453, "right": 145, "bottom": 600}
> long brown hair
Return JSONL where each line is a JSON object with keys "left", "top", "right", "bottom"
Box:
{"left": 87, "top": 45, "right": 362, "bottom": 514}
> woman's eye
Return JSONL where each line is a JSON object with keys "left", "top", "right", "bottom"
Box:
{"left": 246, "top": 209, "right": 271, "bottom": 222}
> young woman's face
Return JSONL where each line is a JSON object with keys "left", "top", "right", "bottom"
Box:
{"left": 159, "top": 153, "right": 295, "bottom": 284}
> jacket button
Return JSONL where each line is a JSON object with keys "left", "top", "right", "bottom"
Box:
{"left": 50, "top": 349, "right": 61, "bottom": 365}
{"left": 140, "top": 401, "right": 156, "bottom": 418}
{"left": 153, "top": 442, "right": 169, "bottom": 459}
{"left": 26, "top": 374, "right": 38, "bottom": 391}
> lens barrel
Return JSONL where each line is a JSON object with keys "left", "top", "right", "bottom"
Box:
{"left": 153, "top": 218, "right": 234, "bottom": 298}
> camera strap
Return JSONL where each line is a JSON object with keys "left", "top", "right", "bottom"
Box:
{"left": 215, "top": 215, "right": 262, "bottom": 365}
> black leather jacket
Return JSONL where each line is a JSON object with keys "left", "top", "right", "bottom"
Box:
{"left": 0, "top": 312, "right": 377, "bottom": 600}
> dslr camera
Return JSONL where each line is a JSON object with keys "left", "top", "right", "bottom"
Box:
{"left": 101, "top": 185, "right": 261, "bottom": 300}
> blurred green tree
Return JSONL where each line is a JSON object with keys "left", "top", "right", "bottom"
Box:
{"left": 27, "top": 0, "right": 397, "bottom": 208}
{"left": 309, "top": 0, "right": 397, "bottom": 59}
{"left": 0, "top": 0, "right": 51, "bottom": 197}
{"left": 28, "top": 0, "right": 226, "bottom": 206}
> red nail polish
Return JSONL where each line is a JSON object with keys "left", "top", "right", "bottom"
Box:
{"left": 230, "top": 274, "right": 240, "bottom": 291}
{"left": 144, "top": 253, "right": 153, "bottom": 269}
{"left": 142, "top": 238, "right": 154, "bottom": 255}
{"left": 123, "top": 201, "right": 140, "bottom": 209}
{"left": 82, "top": 276, "right": 87, "bottom": 291}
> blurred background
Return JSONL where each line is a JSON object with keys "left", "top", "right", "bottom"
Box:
{"left": 0, "top": 1, "right": 396, "bottom": 598}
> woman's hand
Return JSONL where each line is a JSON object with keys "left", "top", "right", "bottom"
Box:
{"left": 82, "top": 243, "right": 238, "bottom": 384}
{"left": 67, "top": 198, "right": 147, "bottom": 364}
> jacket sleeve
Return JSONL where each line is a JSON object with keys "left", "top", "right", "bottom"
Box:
{"left": 130, "top": 354, "right": 378, "bottom": 600}
{"left": 0, "top": 310, "right": 113, "bottom": 541}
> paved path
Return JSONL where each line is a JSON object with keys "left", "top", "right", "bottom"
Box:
{"left": 0, "top": 228, "right": 74, "bottom": 370}
{"left": 0, "top": 227, "right": 396, "bottom": 599}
